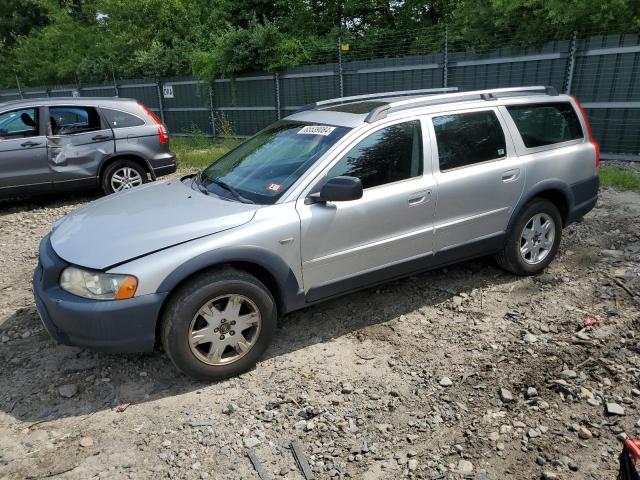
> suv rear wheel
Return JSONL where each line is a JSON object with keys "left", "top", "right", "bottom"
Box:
{"left": 101, "top": 159, "right": 148, "bottom": 195}
{"left": 161, "top": 268, "right": 277, "bottom": 381}
{"left": 496, "top": 198, "right": 562, "bottom": 275}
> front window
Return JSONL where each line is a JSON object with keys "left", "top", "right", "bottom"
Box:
{"left": 0, "top": 108, "right": 39, "bottom": 139}
{"left": 200, "top": 121, "right": 350, "bottom": 204}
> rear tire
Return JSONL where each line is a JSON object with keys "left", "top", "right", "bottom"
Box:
{"left": 496, "top": 198, "right": 562, "bottom": 275}
{"left": 161, "top": 268, "right": 277, "bottom": 381}
{"left": 101, "top": 159, "right": 148, "bottom": 195}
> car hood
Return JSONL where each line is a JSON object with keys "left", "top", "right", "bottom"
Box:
{"left": 51, "top": 178, "right": 259, "bottom": 270}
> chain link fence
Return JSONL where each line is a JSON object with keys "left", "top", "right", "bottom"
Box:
{"left": 1, "top": 31, "right": 639, "bottom": 161}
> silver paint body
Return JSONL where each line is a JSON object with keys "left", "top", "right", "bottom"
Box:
{"left": 49, "top": 93, "right": 597, "bottom": 302}
{"left": 0, "top": 98, "right": 175, "bottom": 196}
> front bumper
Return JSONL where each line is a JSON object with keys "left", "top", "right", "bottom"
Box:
{"left": 33, "top": 235, "right": 167, "bottom": 353}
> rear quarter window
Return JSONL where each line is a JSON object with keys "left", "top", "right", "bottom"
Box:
{"left": 101, "top": 108, "right": 145, "bottom": 129}
{"left": 506, "top": 102, "right": 583, "bottom": 148}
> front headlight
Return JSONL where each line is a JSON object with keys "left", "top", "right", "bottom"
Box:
{"left": 60, "top": 266, "right": 138, "bottom": 300}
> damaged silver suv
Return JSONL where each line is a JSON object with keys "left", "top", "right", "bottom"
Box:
{"left": 0, "top": 97, "right": 176, "bottom": 197}
{"left": 33, "top": 87, "right": 599, "bottom": 380}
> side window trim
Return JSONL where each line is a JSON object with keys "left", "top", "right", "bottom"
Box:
{"left": 428, "top": 107, "right": 510, "bottom": 174}
{"left": 312, "top": 117, "right": 427, "bottom": 193}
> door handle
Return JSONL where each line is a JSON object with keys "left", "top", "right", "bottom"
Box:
{"left": 408, "top": 189, "right": 432, "bottom": 206}
{"left": 21, "top": 141, "right": 41, "bottom": 148}
{"left": 502, "top": 169, "right": 520, "bottom": 183}
{"left": 92, "top": 134, "right": 112, "bottom": 141}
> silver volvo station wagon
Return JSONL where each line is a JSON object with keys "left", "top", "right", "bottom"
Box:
{"left": 33, "top": 87, "right": 599, "bottom": 380}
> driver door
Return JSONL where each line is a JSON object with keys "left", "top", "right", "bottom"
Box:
{"left": 296, "top": 118, "right": 437, "bottom": 302}
{"left": 0, "top": 106, "right": 53, "bottom": 195}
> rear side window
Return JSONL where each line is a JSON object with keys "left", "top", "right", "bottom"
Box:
{"left": 50, "top": 106, "right": 102, "bottom": 135}
{"left": 507, "top": 103, "right": 583, "bottom": 148}
{"left": 433, "top": 111, "right": 506, "bottom": 171}
{"left": 101, "top": 108, "right": 145, "bottom": 129}
{"left": 327, "top": 120, "right": 423, "bottom": 189}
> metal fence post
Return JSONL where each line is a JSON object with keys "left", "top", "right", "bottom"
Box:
{"left": 564, "top": 31, "right": 577, "bottom": 94}
{"left": 209, "top": 83, "right": 216, "bottom": 138}
{"left": 274, "top": 72, "right": 281, "bottom": 120}
{"left": 443, "top": 25, "right": 449, "bottom": 88}
{"left": 156, "top": 81, "right": 166, "bottom": 124}
{"left": 15, "top": 75, "right": 24, "bottom": 99}
{"left": 338, "top": 37, "right": 345, "bottom": 97}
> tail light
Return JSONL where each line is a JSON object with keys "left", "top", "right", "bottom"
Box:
{"left": 139, "top": 103, "right": 169, "bottom": 145}
{"left": 572, "top": 96, "right": 600, "bottom": 169}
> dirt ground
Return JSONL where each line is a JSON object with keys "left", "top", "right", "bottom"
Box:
{"left": 0, "top": 179, "right": 639, "bottom": 480}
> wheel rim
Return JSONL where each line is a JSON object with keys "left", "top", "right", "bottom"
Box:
{"left": 110, "top": 167, "right": 143, "bottom": 192}
{"left": 188, "top": 294, "right": 262, "bottom": 366}
{"left": 519, "top": 213, "right": 556, "bottom": 265}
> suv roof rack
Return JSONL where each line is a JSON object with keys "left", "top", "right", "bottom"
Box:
{"left": 365, "top": 85, "right": 559, "bottom": 122}
{"left": 296, "top": 87, "right": 459, "bottom": 113}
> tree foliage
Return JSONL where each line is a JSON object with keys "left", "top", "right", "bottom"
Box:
{"left": 0, "top": 0, "right": 638, "bottom": 88}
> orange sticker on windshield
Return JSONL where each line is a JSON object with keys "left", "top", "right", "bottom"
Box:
{"left": 266, "top": 183, "right": 283, "bottom": 192}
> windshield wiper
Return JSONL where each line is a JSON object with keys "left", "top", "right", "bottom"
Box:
{"left": 208, "top": 176, "right": 255, "bottom": 204}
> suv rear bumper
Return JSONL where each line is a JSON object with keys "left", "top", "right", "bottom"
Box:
{"left": 567, "top": 175, "right": 599, "bottom": 223}
{"left": 33, "top": 235, "right": 166, "bottom": 353}
{"left": 151, "top": 152, "right": 177, "bottom": 178}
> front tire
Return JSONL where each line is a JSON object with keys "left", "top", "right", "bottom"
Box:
{"left": 161, "top": 268, "right": 277, "bottom": 381}
{"left": 101, "top": 159, "right": 148, "bottom": 195}
{"left": 496, "top": 198, "right": 562, "bottom": 275}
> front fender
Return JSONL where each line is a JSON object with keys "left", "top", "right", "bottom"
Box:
{"left": 156, "top": 246, "right": 304, "bottom": 314}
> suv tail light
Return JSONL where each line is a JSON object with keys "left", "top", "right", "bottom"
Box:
{"left": 572, "top": 96, "right": 600, "bottom": 169}
{"left": 139, "top": 103, "right": 169, "bottom": 145}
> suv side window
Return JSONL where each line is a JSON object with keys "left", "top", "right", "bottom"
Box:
{"left": 101, "top": 108, "right": 145, "bottom": 129}
{"left": 49, "top": 106, "right": 102, "bottom": 135}
{"left": 326, "top": 120, "right": 423, "bottom": 189}
{"left": 433, "top": 111, "right": 506, "bottom": 172}
{"left": 0, "top": 108, "right": 39, "bottom": 139}
{"left": 506, "top": 102, "right": 583, "bottom": 148}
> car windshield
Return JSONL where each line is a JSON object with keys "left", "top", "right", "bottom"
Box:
{"left": 200, "top": 121, "right": 350, "bottom": 204}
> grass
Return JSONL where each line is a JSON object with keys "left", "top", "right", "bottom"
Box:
{"left": 172, "top": 135, "right": 240, "bottom": 171}
{"left": 599, "top": 166, "right": 640, "bottom": 192}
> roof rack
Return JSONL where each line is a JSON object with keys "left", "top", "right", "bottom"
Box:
{"left": 296, "top": 87, "right": 459, "bottom": 113}
{"left": 365, "top": 86, "right": 558, "bottom": 122}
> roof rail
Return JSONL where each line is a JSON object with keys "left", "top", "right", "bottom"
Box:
{"left": 296, "top": 87, "right": 459, "bottom": 113}
{"left": 365, "top": 86, "right": 559, "bottom": 122}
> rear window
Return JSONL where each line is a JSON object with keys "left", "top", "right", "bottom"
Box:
{"left": 101, "top": 108, "right": 145, "bottom": 129}
{"left": 433, "top": 110, "right": 507, "bottom": 171}
{"left": 506, "top": 103, "right": 583, "bottom": 148}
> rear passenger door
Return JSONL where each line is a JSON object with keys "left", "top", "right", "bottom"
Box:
{"left": 429, "top": 108, "right": 524, "bottom": 252}
{"left": 46, "top": 105, "right": 115, "bottom": 189}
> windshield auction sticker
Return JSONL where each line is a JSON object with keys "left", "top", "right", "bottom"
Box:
{"left": 266, "top": 183, "right": 283, "bottom": 192}
{"left": 298, "top": 125, "right": 336, "bottom": 136}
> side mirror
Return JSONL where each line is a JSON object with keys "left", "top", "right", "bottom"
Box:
{"left": 306, "top": 176, "right": 363, "bottom": 204}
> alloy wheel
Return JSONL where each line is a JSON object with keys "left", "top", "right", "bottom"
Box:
{"left": 188, "top": 294, "right": 261, "bottom": 366}
{"left": 519, "top": 213, "right": 555, "bottom": 265}
{"left": 111, "top": 167, "right": 143, "bottom": 192}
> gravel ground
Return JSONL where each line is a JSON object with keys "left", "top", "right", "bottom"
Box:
{"left": 0, "top": 180, "right": 639, "bottom": 480}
